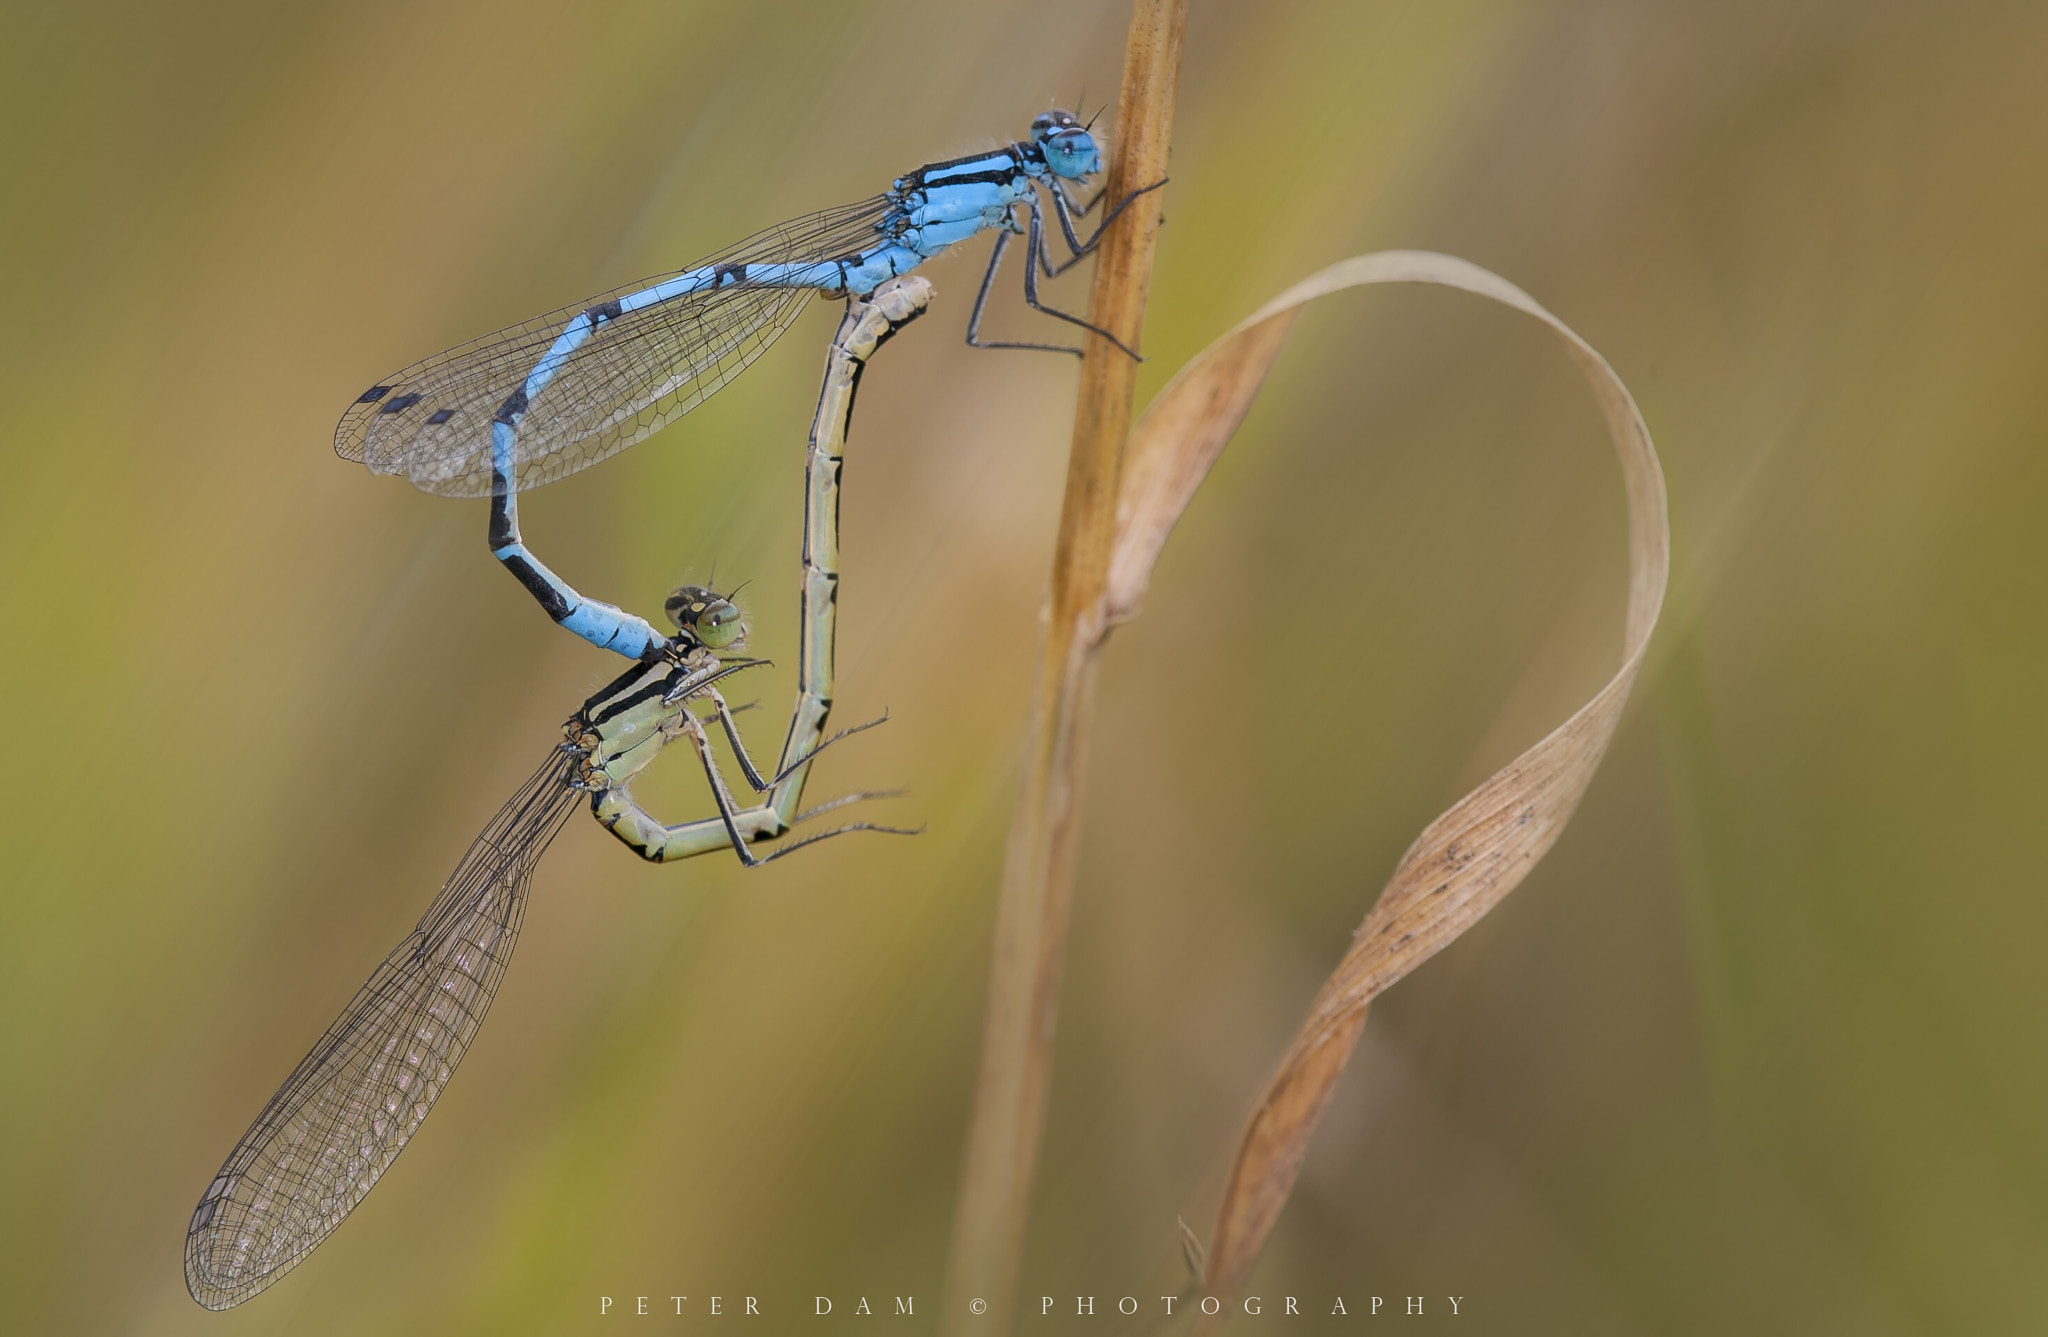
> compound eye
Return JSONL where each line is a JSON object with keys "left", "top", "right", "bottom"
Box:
{"left": 697, "top": 601, "right": 744, "bottom": 650}
{"left": 664, "top": 584, "right": 741, "bottom": 641}
{"left": 1046, "top": 129, "right": 1099, "bottom": 177}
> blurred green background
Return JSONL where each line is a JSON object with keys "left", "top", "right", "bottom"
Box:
{"left": 4, "top": 1, "right": 2045, "bottom": 1331}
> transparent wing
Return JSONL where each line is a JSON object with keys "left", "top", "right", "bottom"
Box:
{"left": 185, "top": 750, "right": 583, "bottom": 1310}
{"left": 335, "top": 196, "right": 899, "bottom": 498}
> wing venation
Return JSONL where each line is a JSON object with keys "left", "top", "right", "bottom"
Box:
{"left": 184, "top": 750, "right": 582, "bottom": 1310}
{"left": 334, "top": 196, "right": 897, "bottom": 497}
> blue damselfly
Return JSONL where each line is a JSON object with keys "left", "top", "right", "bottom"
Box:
{"left": 335, "top": 110, "right": 1162, "bottom": 660}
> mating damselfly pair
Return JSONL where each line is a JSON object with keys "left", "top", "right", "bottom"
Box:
{"left": 185, "top": 110, "right": 1162, "bottom": 1310}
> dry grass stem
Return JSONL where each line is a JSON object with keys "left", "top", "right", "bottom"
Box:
{"left": 1102, "top": 252, "right": 1668, "bottom": 1327}
{"left": 940, "top": 2, "right": 1188, "bottom": 1332}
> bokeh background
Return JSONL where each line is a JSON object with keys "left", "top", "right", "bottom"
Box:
{"left": 4, "top": 1, "right": 2045, "bottom": 1332}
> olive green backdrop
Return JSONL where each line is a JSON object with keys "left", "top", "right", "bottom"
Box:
{"left": 3, "top": 1, "right": 2043, "bottom": 1332}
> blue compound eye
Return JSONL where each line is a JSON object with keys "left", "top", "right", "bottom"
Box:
{"left": 1044, "top": 128, "right": 1101, "bottom": 179}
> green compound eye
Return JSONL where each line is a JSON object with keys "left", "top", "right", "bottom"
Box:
{"left": 696, "top": 601, "right": 744, "bottom": 650}
{"left": 663, "top": 584, "right": 745, "bottom": 649}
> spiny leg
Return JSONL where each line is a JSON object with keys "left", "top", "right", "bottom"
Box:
{"left": 682, "top": 712, "right": 918, "bottom": 868}
{"left": 591, "top": 763, "right": 911, "bottom": 863}
{"left": 698, "top": 685, "right": 893, "bottom": 794}
{"left": 587, "top": 688, "right": 907, "bottom": 866}
{"left": 1055, "top": 179, "right": 1101, "bottom": 222}
{"left": 962, "top": 200, "right": 1142, "bottom": 360}
{"left": 793, "top": 788, "right": 907, "bottom": 824}
{"left": 1043, "top": 177, "right": 1169, "bottom": 276}
{"left": 965, "top": 229, "right": 1084, "bottom": 356}
{"left": 1017, "top": 194, "right": 1143, "bottom": 360}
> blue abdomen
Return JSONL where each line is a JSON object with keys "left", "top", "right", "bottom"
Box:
{"left": 840, "top": 245, "right": 928, "bottom": 295}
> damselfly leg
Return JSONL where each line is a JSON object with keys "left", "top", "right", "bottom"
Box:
{"left": 680, "top": 709, "right": 920, "bottom": 869}
{"left": 965, "top": 178, "right": 1169, "bottom": 358}
{"left": 691, "top": 683, "right": 893, "bottom": 794}
{"left": 1042, "top": 176, "right": 1169, "bottom": 275}
{"left": 586, "top": 663, "right": 910, "bottom": 866}
{"left": 966, "top": 229, "right": 1080, "bottom": 356}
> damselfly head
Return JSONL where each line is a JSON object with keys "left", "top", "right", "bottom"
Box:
{"left": 664, "top": 585, "right": 746, "bottom": 652}
{"left": 1031, "top": 109, "right": 1100, "bottom": 180}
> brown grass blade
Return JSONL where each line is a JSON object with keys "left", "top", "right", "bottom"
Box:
{"left": 1101, "top": 252, "right": 1669, "bottom": 1325}
{"left": 939, "top": 3, "right": 1188, "bottom": 1333}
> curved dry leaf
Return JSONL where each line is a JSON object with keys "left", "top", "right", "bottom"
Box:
{"left": 1102, "top": 251, "right": 1669, "bottom": 1322}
